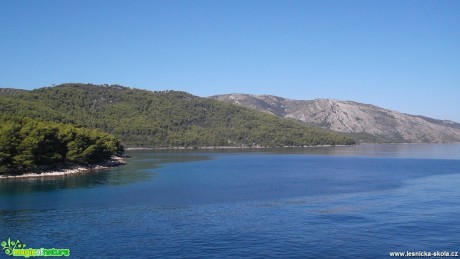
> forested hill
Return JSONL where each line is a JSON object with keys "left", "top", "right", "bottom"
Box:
{"left": 0, "top": 83, "right": 355, "bottom": 147}
{"left": 0, "top": 88, "right": 27, "bottom": 96}
{"left": 0, "top": 116, "right": 124, "bottom": 175}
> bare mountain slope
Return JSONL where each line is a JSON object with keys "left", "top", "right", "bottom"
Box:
{"left": 211, "top": 94, "right": 460, "bottom": 143}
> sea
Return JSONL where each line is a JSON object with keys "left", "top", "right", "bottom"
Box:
{"left": 1, "top": 144, "right": 460, "bottom": 258}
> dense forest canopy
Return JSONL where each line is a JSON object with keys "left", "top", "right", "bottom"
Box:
{"left": 0, "top": 83, "right": 356, "bottom": 147}
{"left": 0, "top": 116, "right": 124, "bottom": 175}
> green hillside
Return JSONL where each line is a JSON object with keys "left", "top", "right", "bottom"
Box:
{"left": 0, "top": 83, "right": 356, "bottom": 147}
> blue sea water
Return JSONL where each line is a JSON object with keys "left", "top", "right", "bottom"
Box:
{"left": 1, "top": 144, "right": 460, "bottom": 258}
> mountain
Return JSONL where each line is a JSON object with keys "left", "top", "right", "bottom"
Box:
{"left": 0, "top": 84, "right": 355, "bottom": 147}
{"left": 211, "top": 94, "right": 460, "bottom": 143}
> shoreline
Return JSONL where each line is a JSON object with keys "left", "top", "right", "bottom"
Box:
{"left": 125, "top": 142, "right": 460, "bottom": 151}
{"left": 126, "top": 145, "right": 351, "bottom": 151}
{"left": 0, "top": 156, "right": 126, "bottom": 179}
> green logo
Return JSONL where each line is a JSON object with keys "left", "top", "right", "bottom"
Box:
{"left": 1, "top": 238, "right": 70, "bottom": 257}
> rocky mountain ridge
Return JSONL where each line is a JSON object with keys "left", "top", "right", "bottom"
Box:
{"left": 211, "top": 94, "right": 460, "bottom": 143}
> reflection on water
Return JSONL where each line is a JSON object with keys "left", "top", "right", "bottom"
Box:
{"left": 0, "top": 152, "right": 211, "bottom": 196}
{"left": 141, "top": 143, "right": 460, "bottom": 159}
{"left": 264, "top": 143, "right": 460, "bottom": 159}
{"left": 1, "top": 144, "right": 458, "bottom": 197}
{"left": 1, "top": 144, "right": 460, "bottom": 258}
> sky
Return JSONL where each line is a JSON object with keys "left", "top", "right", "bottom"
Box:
{"left": 1, "top": 0, "right": 459, "bottom": 121}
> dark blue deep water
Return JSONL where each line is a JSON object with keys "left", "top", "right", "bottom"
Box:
{"left": 1, "top": 144, "right": 460, "bottom": 258}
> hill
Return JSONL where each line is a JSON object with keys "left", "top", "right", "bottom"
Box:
{"left": 211, "top": 94, "right": 460, "bottom": 143}
{"left": 0, "top": 84, "right": 355, "bottom": 148}
{"left": 0, "top": 116, "right": 124, "bottom": 175}
{"left": 0, "top": 88, "right": 27, "bottom": 96}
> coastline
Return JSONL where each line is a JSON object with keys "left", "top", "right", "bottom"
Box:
{"left": 125, "top": 142, "right": 460, "bottom": 151}
{"left": 0, "top": 156, "right": 126, "bottom": 179}
{"left": 126, "top": 144, "right": 351, "bottom": 151}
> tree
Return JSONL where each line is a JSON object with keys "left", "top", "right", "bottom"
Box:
{"left": 0, "top": 116, "right": 124, "bottom": 175}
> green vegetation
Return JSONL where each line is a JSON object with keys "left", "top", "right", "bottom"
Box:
{"left": 0, "top": 83, "right": 356, "bottom": 148}
{"left": 343, "top": 132, "right": 406, "bottom": 144}
{"left": 0, "top": 116, "right": 124, "bottom": 175}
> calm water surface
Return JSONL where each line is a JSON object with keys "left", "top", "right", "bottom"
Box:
{"left": 1, "top": 144, "right": 460, "bottom": 258}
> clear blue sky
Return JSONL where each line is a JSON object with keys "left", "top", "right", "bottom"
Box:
{"left": 1, "top": 0, "right": 459, "bottom": 121}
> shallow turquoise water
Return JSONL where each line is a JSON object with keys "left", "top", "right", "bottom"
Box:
{"left": 1, "top": 144, "right": 460, "bottom": 258}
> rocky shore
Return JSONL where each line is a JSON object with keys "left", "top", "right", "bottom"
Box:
{"left": 0, "top": 156, "right": 126, "bottom": 179}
